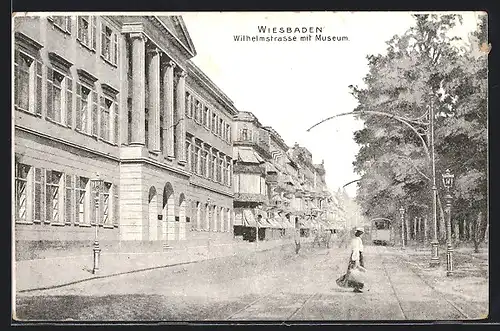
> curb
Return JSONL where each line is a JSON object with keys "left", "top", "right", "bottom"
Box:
{"left": 17, "top": 242, "right": 295, "bottom": 294}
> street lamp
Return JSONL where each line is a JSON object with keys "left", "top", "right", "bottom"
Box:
{"left": 307, "top": 101, "right": 442, "bottom": 267}
{"left": 399, "top": 206, "right": 405, "bottom": 248}
{"left": 442, "top": 169, "right": 455, "bottom": 276}
{"left": 91, "top": 174, "right": 104, "bottom": 274}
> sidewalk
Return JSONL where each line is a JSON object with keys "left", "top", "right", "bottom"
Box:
{"left": 389, "top": 244, "right": 489, "bottom": 319}
{"left": 14, "top": 238, "right": 312, "bottom": 293}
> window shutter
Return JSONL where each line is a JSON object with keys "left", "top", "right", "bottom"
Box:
{"left": 114, "top": 102, "right": 119, "bottom": 144}
{"left": 91, "top": 16, "right": 97, "bottom": 50}
{"left": 65, "top": 174, "right": 73, "bottom": 224}
{"left": 46, "top": 67, "right": 53, "bottom": 120}
{"left": 76, "top": 16, "right": 81, "bottom": 41}
{"left": 113, "top": 184, "right": 119, "bottom": 226}
{"left": 112, "top": 33, "right": 118, "bottom": 65}
{"left": 66, "top": 17, "right": 72, "bottom": 34}
{"left": 45, "top": 170, "right": 52, "bottom": 223}
{"left": 14, "top": 50, "right": 19, "bottom": 108}
{"left": 40, "top": 168, "right": 45, "bottom": 222}
{"left": 99, "top": 96, "right": 105, "bottom": 139}
{"left": 66, "top": 77, "right": 73, "bottom": 126}
{"left": 100, "top": 22, "right": 106, "bottom": 57}
{"left": 35, "top": 60, "right": 43, "bottom": 115}
{"left": 75, "top": 83, "right": 82, "bottom": 130}
{"left": 91, "top": 89, "right": 98, "bottom": 136}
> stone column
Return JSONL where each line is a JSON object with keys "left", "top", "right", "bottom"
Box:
{"left": 163, "top": 60, "right": 176, "bottom": 159}
{"left": 176, "top": 70, "right": 187, "bottom": 164}
{"left": 129, "top": 33, "right": 146, "bottom": 146}
{"left": 147, "top": 48, "right": 161, "bottom": 153}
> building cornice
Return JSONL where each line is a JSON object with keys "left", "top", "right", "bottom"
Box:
{"left": 189, "top": 181, "right": 234, "bottom": 198}
{"left": 122, "top": 23, "right": 187, "bottom": 72}
{"left": 15, "top": 125, "right": 120, "bottom": 162}
{"left": 120, "top": 156, "right": 191, "bottom": 178}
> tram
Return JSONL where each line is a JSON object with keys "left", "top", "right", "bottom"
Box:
{"left": 370, "top": 218, "right": 393, "bottom": 246}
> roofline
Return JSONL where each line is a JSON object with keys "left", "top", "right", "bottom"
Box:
{"left": 186, "top": 61, "right": 239, "bottom": 116}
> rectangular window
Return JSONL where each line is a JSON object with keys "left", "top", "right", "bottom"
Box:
{"left": 46, "top": 170, "right": 62, "bottom": 223}
{"left": 14, "top": 50, "right": 42, "bottom": 115}
{"left": 203, "top": 106, "right": 208, "bottom": 127}
{"left": 201, "top": 147, "right": 208, "bottom": 177}
{"left": 102, "top": 182, "right": 111, "bottom": 225}
{"left": 46, "top": 68, "right": 72, "bottom": 124}
{"left": 75, "top": 176, "right": 88, "bottom": 224}
{"left": 208, "top": 149, "right": 214, "bottom": 180}
{"left": 77, "top": 16, "right": 97, "bottom": 50}
{"left": 190, "top": 141, "right": 196, "bottom": 173}
{"left": 216, "top": 155, "right": 222, "bottom": 183}
{"left": 48, "top": 16, "right": 72, "bottom": 34}
{"left": 65, "top": 174, "right": 73, "bottom": 224}
{"left": 76, "top": 83, "right": 93, "bottom": 133}
{"left": 218, "top": 118, "right": 223, "bottom": 137}
{"left": 99, "top": 96, "right": 110, "bottom": 141}
{"left": 226, "top": 159, "right": 231, "bottom": 186}
{"left": 211, "top": 154, "right": 216, "bottom": 180}
{"left": 34, "top": 168, "right": 43, "bottom": 222}
{"left": 91, "top": 90, "right": 98, "bottom": 136}
{"left": 113, "top": 184, "right": 119, "bottom": 226}
{"left": 212, "top": 113, "right": 217, "bottom": 133}
{"left": 194, "top": 143, "right": 201, "bottom": 175}
{"left": 15, "top": 163, "right": 30, "bottom": 222}
{"left": 100, "top": 23, "right": 118, "bottom": 66}
{"left": 185, "top": 93, "right": 191, "bottom": 117}
{"left": 186, "top": 140, "right": 191, "bottom": 170}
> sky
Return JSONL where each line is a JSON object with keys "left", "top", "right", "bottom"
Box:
{"left": 181, "top": 12, "right": 481, "bottom": 197}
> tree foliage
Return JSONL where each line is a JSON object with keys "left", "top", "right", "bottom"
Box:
{"left": 351, "top": 14, "right": 488, "bottom": 243}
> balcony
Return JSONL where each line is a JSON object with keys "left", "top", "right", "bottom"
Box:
{"left": 234, "top": 193, "right": 268, "bottom": 204}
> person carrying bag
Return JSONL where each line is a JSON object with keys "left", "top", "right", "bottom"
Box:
{"left": 336, "top": 227, "right": 366, "bottom": 293}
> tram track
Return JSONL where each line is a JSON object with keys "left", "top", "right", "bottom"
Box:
{"left": 377, "top": 246, "right": 471, "bottom": 320}
{"left": 224, "top": 249, "right": 332, "bottom": 321}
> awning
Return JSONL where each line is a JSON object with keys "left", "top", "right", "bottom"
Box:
{"left": 243, "top": 209, "right": 257, "bottom": 227}
{"left": 268, "top": 218, "right": 281, "bottom": 228}
{"left": 236, "top": 147, "right": 264, "bottom": 164}
{"left": 257, "top": 218, "right": 271, "bottom": 228}
{"left": 265, "top": 162, "right": 278, "bottom": 173}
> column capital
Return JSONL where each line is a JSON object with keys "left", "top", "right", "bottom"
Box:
{"left": 177, "top": 70, "right": 188, "bottom": 78}
{"left": 129, "top": 32, "right": 147, "bottom": 42}
{"left": 147, "top": 47, "right": 162, "bottom": 56}
{"left": 165, "top": 60, "right": 177, "bottom": 69}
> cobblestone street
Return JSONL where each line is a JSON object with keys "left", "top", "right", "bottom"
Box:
{"left": 14, "top": 244, "right": 488, "bottom": 321}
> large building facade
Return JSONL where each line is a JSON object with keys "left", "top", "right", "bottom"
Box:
{"left": 13, "top": 15, "right": 236, "bottom": 258}
{"left": 13, "top": 14, "right": 344, "bottom": 259}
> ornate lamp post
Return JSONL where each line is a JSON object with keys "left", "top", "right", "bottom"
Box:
{"left": 91, "top": 174, "right": 104, "bottom": 274}
{"left": 442, "top": 169, "right": 455, "bottom": 276}
{"left": 399, "top": 206, "right": 405, "bottom": 248}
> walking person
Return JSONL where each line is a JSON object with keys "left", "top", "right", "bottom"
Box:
{"left": 294, "top": 217, "right": 301, "bottom": 254}
{"left": 347, "top": 227, "right": 366, "bottom": 292}
{"left": 336, "top": 227, "right": 366, "bottom": 293}
{"left": 325, "top": 229, "right": 333, "bottom": 248}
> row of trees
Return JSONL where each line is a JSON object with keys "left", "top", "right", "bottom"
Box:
{"left": 350, "top": 14, "right": 488, "bottom": 251}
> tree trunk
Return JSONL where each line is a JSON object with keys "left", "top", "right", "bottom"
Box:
{"left": 473, "top": 212, "right": 483, "bottom": 253}
{"left": 405, "top": 215, "right": 410, "bottom": 244}
{"left": 469, "top": 221, "right": 473, "bottom": 242}
{"left": 454, "top": 221, "right": 460, "bottom": 244}
{"left": 413, "top": 217, "right": 417, "bottom": 241}
{"left": 436, "top": 194, "right": 447, "bottom": 243}
{"left": 423, "top": 216, "right": 428, "bottom": 244}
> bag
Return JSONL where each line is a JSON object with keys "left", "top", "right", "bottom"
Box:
{"left": 347, "top": 266, "right": 366, "bottom": 283}
{"left": 336, "top": 274, "right": 349, "bottom": 288}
